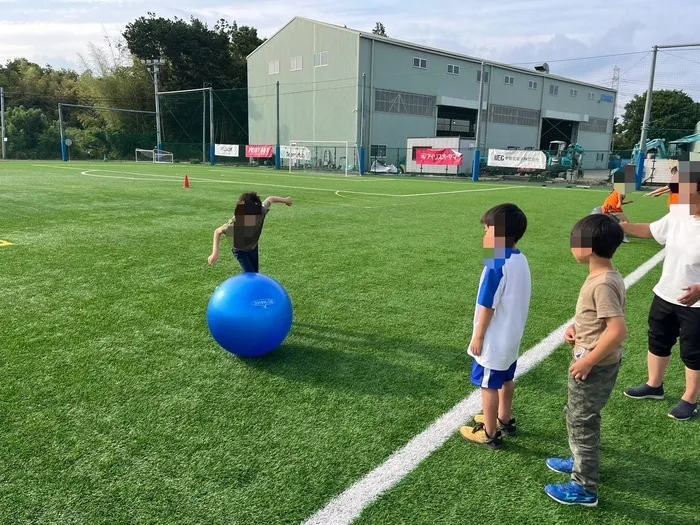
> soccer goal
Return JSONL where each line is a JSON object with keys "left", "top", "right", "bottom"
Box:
{"left": 285, "top": 141, "right": 357, "bottom": 176}
{"left": 135, "top": 148, "right": 174, "bottom": 164}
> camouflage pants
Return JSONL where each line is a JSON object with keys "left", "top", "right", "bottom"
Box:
{"left": 565, "top": 360, "right": 621, "bottom": 494}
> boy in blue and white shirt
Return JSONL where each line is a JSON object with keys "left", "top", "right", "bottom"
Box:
{"left": 460, "top": 203, "right": 532, "bottom": 449}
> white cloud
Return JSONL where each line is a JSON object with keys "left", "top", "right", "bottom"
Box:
{"left": 2, "top": 0, "right": 699, "bottom": 112}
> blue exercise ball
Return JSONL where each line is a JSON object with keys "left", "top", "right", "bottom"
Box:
{"left": 207, "top": 273, "right": 294, "bottom": 357}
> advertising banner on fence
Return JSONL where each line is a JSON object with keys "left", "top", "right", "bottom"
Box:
{"left": 487, "top": 149, "right": 547, "bottom": 170}
{"left": 416, "top": 148, "right": 463, "bottom": 166}
{"left": 246, "top": 145, "right": 274, "bottom": 159}
{"left": 280, "top": 145, "right": 311, "bottom": 161}
{"left": 215, "top": 144, "right": 240, "bottom": 157}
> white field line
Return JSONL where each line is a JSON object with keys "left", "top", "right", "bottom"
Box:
{"left": 211, "top": 169, "right": 398, "bottom": 183}
{"left": 304, "top": 248, "right": 666, "bottom": 525}
{"left": 79, "top": 170, "right": 524, "bottom": 198}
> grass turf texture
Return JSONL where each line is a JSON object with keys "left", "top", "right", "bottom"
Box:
{"left": 1, "top": 162, "right": 697, "bottom": 524}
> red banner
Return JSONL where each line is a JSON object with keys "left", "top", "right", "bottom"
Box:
{"left": 416, "top": 148, "right": 463, "bottom": 166}
{"left": 246, "top": 145, "right": 275, "bottom": 159}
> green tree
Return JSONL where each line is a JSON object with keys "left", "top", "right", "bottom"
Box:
{"left": 372, "top": 23, "right": 388, "bottom": 37}
{"left": 122, "top": 13, "right": 236, "bottom": 90}
{"left": 5, "top": 105, "right": 58, "bottom": 159}
{"left": 614, "top": 89, "right": 700, "bottom": 150}
{"left": 0, "top": 58, "right": 79, "bottom": 120}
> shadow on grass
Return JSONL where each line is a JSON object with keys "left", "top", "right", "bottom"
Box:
{"left": 242, "top": 322, "right": 464, "bottom": 399}
{"left": 503, "top": 425, "right": 697, "bottom": 522}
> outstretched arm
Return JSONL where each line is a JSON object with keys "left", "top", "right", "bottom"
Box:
{"left": 621, "top": 222, "right": 653, "bottom": 238}
{"left": 263, "top": 196, "right": 293, "bottom": 207}
{"left": 645, "top": 186, "right": 670, "bottom": 198}
{"left": 208, "top": 225, "right": 228, "bottom": 265}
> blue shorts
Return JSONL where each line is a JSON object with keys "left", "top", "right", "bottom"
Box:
{"left": 471, "top": 360, "right": 517, "bottom": 390}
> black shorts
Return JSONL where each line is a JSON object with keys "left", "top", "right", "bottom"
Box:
{"left": 648, "top": 294, "right": 700, "bottom": 370}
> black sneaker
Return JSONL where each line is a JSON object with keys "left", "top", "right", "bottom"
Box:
{"left": 624, "top": 383, "right": 665, "bottom": 400}
{"left": 668, "top": 400, "right": 698, "bottom": 421}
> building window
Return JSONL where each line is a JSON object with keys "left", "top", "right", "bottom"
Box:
{"left": 314, "top": 51, "right": 328, "bottom": 67}
{"left": 595, "top": 153, "right": 606, "bottom": 162}
{"left": 477, "top": 70, "right": 489, "bottom": 83}
{"left": 268, "top": 60, "right": 280, "bottom": 75}
{"left": 587, "top": 92, "right": 596, "bottom": 100}
{"left": 447, "top": 64, "right": 460, "bottom": 75}
{"left": 413, "top": 57, "right": 427, "bottom": 69}
{"left": 528, "top": 80, "right": 538, "bottom": 90}
{"left": 580, "top": 117, "right": 609, "bottom": 134}
{"left": 370, "top": 145, "right": 387, "bottom": 158}
{"left": 412, "top": 146, "right": 432, "bottom": 160}
{"left": 290, "top": 56, "right": 302, "bottom": 71}
{"left": 488, "top": 104, "right": 540, "bottom": 127}
{"left": 570, "top": 88, "right": 578, "bottom": 97}
{"left": 549, "top": 85, "right": 559, "bottom": 96}
{"left": 374, "top": 88, "right": 436, "bottom": 117}
{"left": 504, "top": 75, "right": 515, "bottom": 85}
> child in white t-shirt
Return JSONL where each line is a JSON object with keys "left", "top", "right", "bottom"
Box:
{"left": 459, "top": 203, "right": 532, "bottom": 449}
{"left": 622, "top": 166, "right": 700, "bottom": 421}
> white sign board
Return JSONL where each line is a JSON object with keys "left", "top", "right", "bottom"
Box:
{"left": 488, "top": 149, "right": 547, "bottom": 170}
{"left": 214, "top": 144, "right": 240, "bottom": 157}
{"left": 280, "top": 145, "right": 311, "bottom": 161}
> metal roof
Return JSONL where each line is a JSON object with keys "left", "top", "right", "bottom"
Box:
{"left": 248, "top": 17, "right": 617, "bottom": 93}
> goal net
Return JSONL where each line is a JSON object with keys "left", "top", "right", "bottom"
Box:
{"left": 283, "top": 141, "right": 358, "bottom": 176}
{"left": 135, "top": 148, "right": 174, "bottom": 164}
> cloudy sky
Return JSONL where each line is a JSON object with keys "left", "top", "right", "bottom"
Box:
{"left": 2, "top": 0, "right": 700, "bottom": 105}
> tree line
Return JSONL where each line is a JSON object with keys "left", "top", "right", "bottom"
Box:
{"left": 1, "top": 13, "right": 699, "bottom": 160}
{"left": 0, "top": 13, "right": 264, "bottom": 160}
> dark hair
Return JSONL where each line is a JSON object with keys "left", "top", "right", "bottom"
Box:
{"left": 481, "top": 203, "right": 527, "bottom": 248}
{"left": 570, "top": 214, "right": 624, "bottom": 259}
{"left": 236, "top": 192, "right": 263, "bottom": 215}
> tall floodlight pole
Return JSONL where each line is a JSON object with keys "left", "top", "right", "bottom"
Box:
{"left": 141, "top": 57, "right": 166, "bottom": 151}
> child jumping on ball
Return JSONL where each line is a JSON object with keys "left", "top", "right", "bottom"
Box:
{"left": 208, "top": 192, "right": 292, "bottom": 273}
{"left": 544, "top": 213, "right": 627, "bottom": 507}
{"left": 459, "top": 203, "right": 532, "bottom": 450}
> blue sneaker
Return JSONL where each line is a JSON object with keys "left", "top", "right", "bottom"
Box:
{"left": 546, "top": 457, "right": 574, "bottom": 474}
{"left": 545, "top": 481, "right": 598, "bottom": 507}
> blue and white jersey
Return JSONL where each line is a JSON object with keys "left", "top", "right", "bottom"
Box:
{"left": 468, "top": 249, "right": 532, "bottom": 371}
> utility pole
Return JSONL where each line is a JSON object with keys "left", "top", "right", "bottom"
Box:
{"left": 209, "top": 87, "right": 215, "bottom": 166}
{"left": 472, "top": 62, "right": 485, "bottom": 182}
{"left": 202, "top": 83, "right": 207, "bottom": 163}
{"left": 610, "top": 66, "right": 620, "bottom": 152}
{"left": 635, "top": 42, "right": 700, "bottom": 188}
{"left": 0, "top": 87, "right": 6, "bottom": 160}
{"left": 360, "top": 73, "right": 366, "bottom": 174}
{"left": 141, "top": 57, "right": 166, "bottom": 151}
{"left": 275, "top": 80, "right": 280, "bottom": 170}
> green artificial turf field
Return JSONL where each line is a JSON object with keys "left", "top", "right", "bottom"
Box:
{"left": 1, "top": 162, "right": 697, "bottom": 524}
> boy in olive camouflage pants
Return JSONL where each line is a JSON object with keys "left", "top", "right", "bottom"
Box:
{"left": 545, "top": 214, "right": 628, "bottom": 507}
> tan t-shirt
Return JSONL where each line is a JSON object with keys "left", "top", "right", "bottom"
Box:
{"left": 573, "top": 270, "right": 626, "bottom": 367}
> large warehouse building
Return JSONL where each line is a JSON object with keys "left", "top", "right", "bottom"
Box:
{"left": 247, "top": 17, "right": 617, "bottom": 172}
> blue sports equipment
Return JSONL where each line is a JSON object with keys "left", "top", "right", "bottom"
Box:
{"left": 207, "top": 273, "right": 294, "bottom": 357}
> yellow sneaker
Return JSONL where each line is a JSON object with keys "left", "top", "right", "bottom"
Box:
{"left": 459, "top": 423, "right": 503, "bottom": 450}
{"left": 473, "top": 414, "right": 517, "bottom": 436}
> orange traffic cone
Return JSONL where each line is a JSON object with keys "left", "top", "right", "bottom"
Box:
{"left": 183, "top": 175, "right": 190, "bottom": 189}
